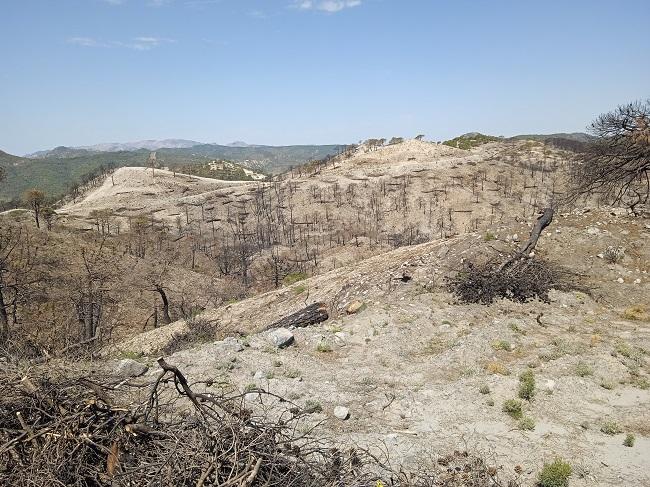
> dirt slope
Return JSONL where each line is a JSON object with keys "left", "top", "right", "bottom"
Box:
{"left": 112, "top": 207, "right": 650, "bottom": 486}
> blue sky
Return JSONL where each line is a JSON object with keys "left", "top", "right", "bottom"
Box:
{"left": 1, "top": 0, "right": 648, "bottom": 155}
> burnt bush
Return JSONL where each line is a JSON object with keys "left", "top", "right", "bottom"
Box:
{"left": 161, "top": 317, "right": 217, "bottom": 355}
{"left": 0, "top": 360, "right": 521, "bottom": 486}
{"left": 447, "top": 257, "right": 580, "bottom": 305}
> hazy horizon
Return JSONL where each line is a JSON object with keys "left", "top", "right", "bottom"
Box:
{"left": 2, "top": 0, "right": 649, "bottom": 155}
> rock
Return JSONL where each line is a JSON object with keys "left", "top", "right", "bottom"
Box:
{"left": 617, "top": 278, "right": 624, "bottom": 284}
{"left": 115, "top": 358, "right": 148, "bottom": 377}
{"left": 587, "top": 227, "right": 600, "bottom": 235}
{"left": 511, "top": 233, "right": 520, "bottom": 242}
{"left": 346, "top": 300, "right": 365, "bottom": 314}
{"left": 634, "top": 279, "right": 641, "bottom": 284}
{"left": 545, "top": 379, "right": 555, "bottom": 393}
{"left": 268, "top": 327, "right": 294, "bottom": 348}
{"left": 333, "top": 406, "right": 350, "bottom": 420}
{"left": 219, "top": 337, "right": 244, "bottom": 352}
{"left": 253, "top": 370, "right": 265, "bottom": 380}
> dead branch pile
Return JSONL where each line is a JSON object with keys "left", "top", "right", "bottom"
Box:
{"left": 0, "top": 359, "right": 519, "bottom": 486}
{"left": 446, "top": 256, "right": 578, "bottom": 305}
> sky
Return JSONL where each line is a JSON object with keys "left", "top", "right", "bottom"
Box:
{"left": 1, "top": 0, "right": 649, "bottom": 155}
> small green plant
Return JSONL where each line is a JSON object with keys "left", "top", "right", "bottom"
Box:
{"left": 316, "top": 341, "right": 333, "bottom": 353}
{"left": 537, "top": 458, "right": 572, "bottom": 487}
{"left": 518, "top": 369, "right": 536, "bottom": 401}
{"left": 519, "top": 416, "right": 535, "bottom": 431}
{"left": 483, "top": 231, "right": 496, "bottom": 242}
{"left": 293, "top": 284, "right": 306, "bottom": 295}
{"left": 509, "top": 322, "right": 526, "bottom": 335}
{"left": 502, "top": 399, "right": 523, "bottom": 420}
{"left": 244, "top": 383, "right": 257, "bottom": 393}
{"left": 575, "top": 362, "right": 593, "bottom": 377}
{"left": 623, "top": 433, "right": 635, "bottom": 447}
{"left": 284, "top": 368, "right": 302, "bottom": 379}
{"left": 600, "top": 421, "right": 622, "bottom": 435}
{"left": 283, "top": 272, "right": 307, "bottom": 286}
{"left": 265, "top": 371, "right": 275, "bottom": 380}
{"left": 492, "top": 340, "right": 512, "bottom": 351}
{"left": 272, "top": 359, "right": 283, "bottom": 367}
{"left": 479, "top": 384, "right": 490, "bottom": 395}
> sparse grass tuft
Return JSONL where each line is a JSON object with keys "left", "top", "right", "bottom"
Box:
{"left": 518, "top": 369, "right": 536, "bottom": 401}
{"left": 600, "top": 421, "right": 622, "bottom": 435}
{"left": 502, "top": 399, "right": 523, "bottom": 420}
{"left": 485, "top": 361, "right": 510, "bottom": 375}
{"left": 537, "top": 458, "right": 572, "bottom": 487}
{"left": 483, "top": 231, "right": 496, "bottom": 242}
{"left": 283, "top": 272, "right": 307, "bottom": 286}
{"left": 492, "top": 340, "right": 512, "bottom": 352}
{"left": 316, "top": 341, "right": 333, "bottom": 353}
{"left": 575, "top": 362, "right": 593, "bottom": 377}
{"left": 479, "top": 384, "right": 490, "bottom": 395}
{"left": 623, "top": 433, "right": 635, "bottom": 447}
{"left": 303, "top": 400, "right": 322, "bottom": 413}
{"left": 519, "top": 416, "right": 535, "bottom": 431}
{"left": 622, "top": 305, "right": 649, "bottom": 321}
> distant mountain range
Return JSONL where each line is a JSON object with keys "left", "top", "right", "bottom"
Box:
{"left": 2, "top": 132, "right": 595, "bottom": 205}
{"left": 1, "top": 142, "right": 345, "bottom": 204}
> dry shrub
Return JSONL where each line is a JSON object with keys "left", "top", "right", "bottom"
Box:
{"left": 161, "top": 317, "right": 217, "bottom": 355}
{"left": 0, "top": 360, "right": 520, "bottom": 487}
{"left": 447, "top": 257, "right": 580, "bottom": 305}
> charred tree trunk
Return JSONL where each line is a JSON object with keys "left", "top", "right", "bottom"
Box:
{"left": 156, "top": 286, "right": 172, "bottom": 325}
{"left": 0, "top": 286, "right": 9, "bottom": 343}
{"left": 498, "top": 207, "right": 554, "bottom": 272}
{"left": 264, "top": 302, "right": 328, "bottom": 331}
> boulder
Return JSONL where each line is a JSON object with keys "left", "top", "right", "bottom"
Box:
{"left": 333, "top": 405, "right": 350, "bottom": 420}
{"left": 219, "top": 337, "right": 244, "bottom": 353}
{"left": 346, "top": 300, "right": 365, "bottom": 314}
{"left": 268, "top": 328, "right": 294, "bottom": 348}
{"left": 115, "top": 358, "right": 148, "bottom": 377}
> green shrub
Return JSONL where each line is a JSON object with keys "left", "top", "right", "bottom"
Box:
{"left": 575, "top": 362, "right": 593, "bottom": 377}
{"left": 492, "top": 340, "right": 512, "bottom": 351}
{"left": 479, "top": 384, "right": 490, "bottom": 395}
{"left": 316, "top": 341, "right": 333, "bottom": 353}
{"left": 538, "top": 458, "right": 572, "bottom": 487}
{"left": 518, "top": 369, "right": 536, "bottom": 400}
{"left": 623, "top": 433, "right": 635, "bottom": 447}
{"left": 502, "top": 399, "right": 523, "bottom": 419}
{"left": 519, "top": 416, "right": 536, "bottom": 431}
{"left": 600, "top": 421, "right": 622, "bottom": 435}
{"left": 283, "top": 272, "right": 307, "bottom": 286}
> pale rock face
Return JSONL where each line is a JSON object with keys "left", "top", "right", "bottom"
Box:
{"left": 115, "top": 358, "right": 148, "bottom": 377}
{"left": 333, "top": 406, "right": 350, "bottom": 420}
{"left": 268, "top": 328, "right": 294, "bottom": 348}
{"left": 346, "top": 300, "right": 365, "bottom": 314}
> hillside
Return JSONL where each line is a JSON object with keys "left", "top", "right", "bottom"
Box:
{"left": 0, "top": 143, "right": 343, "bottom": 203}
{"left": 3, "top": 137, "right": 648, "bottom": 486}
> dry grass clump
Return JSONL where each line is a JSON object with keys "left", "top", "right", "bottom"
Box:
{"left": 161, "top": 317, "right": 218, "bottom": 355}
{"left": 0, "top": 361, "right": 520, "bottom": 487}
{"left": 447, "top": 257, "right": 580, "bottom": 305}
{"left": 622, "top": 305, "right": 649, "bottom": 321}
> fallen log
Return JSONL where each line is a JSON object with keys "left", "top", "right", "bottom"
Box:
{"left": 264, "top": 302, "right": 328, "bottom": 331}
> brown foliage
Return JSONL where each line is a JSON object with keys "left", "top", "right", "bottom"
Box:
{"left": 0, "top": 360, "right": 520, "bottom": 486}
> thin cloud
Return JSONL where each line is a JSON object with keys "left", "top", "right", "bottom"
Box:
{"left": 293, "top": 0, "right": 361, "bottom": 13}
{"left": 67, "top": 36, "right": 176, "bottom": 51}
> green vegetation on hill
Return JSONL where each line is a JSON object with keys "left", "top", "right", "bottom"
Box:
{"left": 0, "top": 150, "right": 148, "bottom": 204}
{"left": 442, "top": 133, "right": 502, "bottom": 150}
{"left": 0, "top": 144, "right": 342, "bottom": 204}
